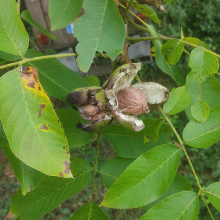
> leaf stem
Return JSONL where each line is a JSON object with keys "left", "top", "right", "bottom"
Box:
{"left": 158, "top": 106, "right": 214, "bottom": 220}
{"left": 0, "top": 53, "right": 110, "bottom": 70}
{"left": 122, "top": 0, "right": 134, "bottom": 22}
{"left": 90, "top": 133, "right": 101, "bottom": 202}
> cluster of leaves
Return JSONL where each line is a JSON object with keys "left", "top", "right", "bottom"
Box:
{"left": 1, "top": 0, "right": 220, "bottom": 219}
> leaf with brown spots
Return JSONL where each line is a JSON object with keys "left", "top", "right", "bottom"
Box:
{"left": 0, "top": 67, "right": 72, "bottom": 178}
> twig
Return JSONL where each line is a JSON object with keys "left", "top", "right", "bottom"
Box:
{"left": 122, "top": 0, "right": 134, "bottom": 22}
{"left": 0, "top": 53, "right": 110, "bottom": 70}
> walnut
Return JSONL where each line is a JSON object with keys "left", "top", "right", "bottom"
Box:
{"left": 117, "top": 86, "right": 148, "bottom": 115}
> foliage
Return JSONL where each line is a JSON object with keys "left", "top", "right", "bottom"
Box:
{"left": 0, "top": 0, "right": 220, "bottom": 220}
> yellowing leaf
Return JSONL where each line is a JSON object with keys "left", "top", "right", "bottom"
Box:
{"left": 0, "top": 67, "right": 72, "bottom": 178}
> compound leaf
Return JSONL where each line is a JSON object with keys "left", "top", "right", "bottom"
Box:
{"left": 75, "top": 0, "right": 125, "bottom": 72}
{"left": 101, "top": 144, "right": 180, "bottom": 208}
{"left": 0, "top": 68, "right": 72, "bottom": 177}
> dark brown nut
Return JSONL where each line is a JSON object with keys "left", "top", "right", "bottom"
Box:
{"left": 116, "top": 86, "right": 148, "bottom": 115}
{"left": 66, "top": 90, "right": 88, "bottom": 105}
{"left": 78, "top": 104, "right": 106, "bottom": 121}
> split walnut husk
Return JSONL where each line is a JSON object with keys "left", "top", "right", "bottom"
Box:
{"left": 66, "top": 63, "right": 169, "bottom": 132}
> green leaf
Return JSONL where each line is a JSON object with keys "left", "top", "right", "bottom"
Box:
{"left": 148, "top": 25, "right": 185, "bottom": 86}
{"left": 191, "top": 101, "right": 210, "bottom": 124}
{"left": 10, "top": 157, "right": 92, "bottom": 220}
{"left": 205, "top": 182, "right": 220, "bottom": 211}
{"left": 69, "top": 201, "right": 109, "bottom": 220}
{"left": 144, "top": 119, "right": 164, "bottom": 143}
{"left": 0, "top": 50, "right": 21, "bottom": 61}
{"left": 185, "top": 71, "right": 220, "bottom": 120}
{"left": 84, "top": 76, "right": 100, "bottom": 87}
{"left": 0, "top": 0, "right": 29, "bottom": 56}
{"left": 189, "top": 48, "right": 219, "bottom": 83}
{"left": 21, "top": 10, "right": 56, "bottom": 41}
{"left": 75, "top": 0, "right": 125, "bottom": 72}
{"left": 100, "top": 157, "right": 134, "bottom": 189}
{"left": 56, "top": 109, "right": 93, "bottom": 148}
{"left": 3, "top": 145, "right": 44, "bottom": 195}
{"left": 141, "top": 173, "right": 192, "bottom": 210}
{"left": 25, "top": 50, "right": 88, "bottom": 103}
{"left": 131, "top": 3, "right": 160, "bottom": 24}
{"left": 49, "top": 0, "right": 83, "bottom": 30}
{"left": 138, "top": 191, "right": 199, "bottom": 220}
{"left": 0, "top": 68, "right": 72, "bottom": 178}
{"left": 163, "top": 86, "right": 192, "bottom": 115}
{"left": 183, "top": 105, "right": 220, "bottom": 148}
{"left": 0, "top": 119, "right": 8, "bottom": 147}
{"left": 104, "top": 121, "right": 173, "bottom": 158}
{"left": 183, "top": 37, "right": 200, "bottom": 45}
{"left": 161, "top": 39, "right": 184, "bottom": 65}
{"left": 100, "top": 144, "right": 180, "bottom": 208}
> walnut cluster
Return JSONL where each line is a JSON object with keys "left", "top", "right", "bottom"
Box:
{"left": 66, "top": 63, "right": 169, "bottom": 132}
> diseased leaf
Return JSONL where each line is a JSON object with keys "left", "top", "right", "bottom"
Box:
{"left": 163, "top": 86, "right": 192, "bottom": 115}
{"left": 205, "top": 182, "right": 220, "bottom": 211}
{"left": 21, "top": 10, "right": 56, "bottom": 41}
{"left": 69, "top": 201, "right": 109, "bottom": 220}
{"left": 191, "top": 101, "right": 210, "bottom": 124}
{"left": 0, "top": 0, "right": 29, "bottom": 56}
{"left": 148, "top": 25, "right": 185, "bottom": 86}
{"left": 139, "top": 192, "right": 199, "bottom": 220}
{"left": 104, "top": 121, "right": 173, "bottom": 158}
{"left": 75, "top": 0, "right": 125, "bottom": 72}
{"left": 185, "top": 71, "right": 220, "bottom": 120}
{"left": 56, "top": 109, "right": 93, "bottom": 148}
{"left": 49, "top": 0, "right": 83, "bottom": 30}
{"left": 0, "top": 68, "right": 72, "bottom": 178}
{"left": 10, "top": 157, "right": 92, "bottom": 220}
{"left": 141, "top": 173, "right": 192, "bottom": 210}
{"left": 161, "top": 39, "right": 184, "bottom": 65}
{"left": 189, "top": 48, "right": 219, "bottom": 83}
{"left": 183, "top": 105, "right": 220, "bottom": 148}
{"left": 100, "top": 157, "right": 135, "bottom": 189}
{"left": 84, "top": 76, "right": 100, "bottom": 87}
{"left": 100, "top": 144, "right": 180, "bottom": 208}
{"left": 25, "top": 50, "right": 88, "bottom": 103}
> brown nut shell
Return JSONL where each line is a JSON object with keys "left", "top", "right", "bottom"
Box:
{"left": 78, "top": 104, "right": 106, "bottom": 121}
{"left": 117, "top": 87, "right": 148, "bottom": 115}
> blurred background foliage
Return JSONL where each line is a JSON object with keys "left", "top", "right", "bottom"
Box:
{"left": 1, "top": 0, "right": 220, "bottom": 219}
